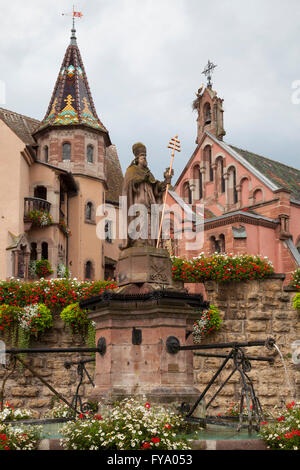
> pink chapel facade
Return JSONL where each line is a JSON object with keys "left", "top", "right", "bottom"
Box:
{"left": 164, "top": 84, "right": 300, "bottom": 280}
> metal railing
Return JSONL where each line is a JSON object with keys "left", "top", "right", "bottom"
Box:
{"left": 24, "top": 197, "right": 51, "bottom": 216}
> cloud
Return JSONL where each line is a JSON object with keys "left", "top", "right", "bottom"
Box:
{"left": 1, "top": 0, "right": 300, "bottom": 181}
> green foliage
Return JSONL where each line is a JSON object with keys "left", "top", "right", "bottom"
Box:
{"left": 172, "top": 253, "right": 274, "bottom": 283}
{"left": 19, "top": 303, "right": 53, "bottom": 337}
{"left": 0, "top": 423, "right": 41, "bottom": 450}
{"left": 289, "top": 268, "right": 300, "bottom": 290}
{"left": 61, "top": 398, "right": 191, "bottom": 450}
{"left": 26, "top": 209, "right": 52, "bottom": 227}
{"left": 0, "top": 401, "right": 33, "bottom": 421}
{"left": 193, "top": 305, "right": 222, "bottom": 342}
{"left": 0, "top": 279, "right": 117, "bottom": 311}
{"left": 293, "top": 293, "right": 300, "bottom": 311}
{"left": 87, "top": 321, "right": 96, "bottom": 349}
{"left": 35, "top": 259, "right": 53, "bottom": 278}
{"left": 0, "top": 305, "right": 21, "bottom": 346}
{"left": 60, "top": 303, "right": 89, "bottom": 332}
{"left": 258, "top": 401, "right": 300, "bottom": 450}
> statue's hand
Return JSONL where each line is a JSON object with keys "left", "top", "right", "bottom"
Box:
{"left": 164, "top": 174, "right": 172, "bottom": 185}
{"left": 164, "top": 167, "right": 174, "bottom": 185}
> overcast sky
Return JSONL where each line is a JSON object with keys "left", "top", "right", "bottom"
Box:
{"left": 1, "top": 0, "right": 300, "bottom": 182}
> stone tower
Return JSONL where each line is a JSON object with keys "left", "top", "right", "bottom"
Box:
{"left": 193, "top": 83, "right": 226, "bottom": 144}
{"left": 32, "top": 25, "right": 112, "bottom": 280}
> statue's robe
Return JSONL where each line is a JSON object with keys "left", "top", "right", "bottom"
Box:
{"left": 122, "top": 162, "right": 165, "bottom": 247}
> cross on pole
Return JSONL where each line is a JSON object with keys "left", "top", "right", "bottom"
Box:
{"left": 156, "top": 136, "right": 181, "bottom": 248}
{"left": 202, "top": 60, "right": 217, "bottom": 87}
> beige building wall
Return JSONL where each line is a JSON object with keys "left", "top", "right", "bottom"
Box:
{"left": 68, "top": 175, "right": 105, "bottom": 280}
{"left": 0, "top": 121, "right": 30, "bottom": 279}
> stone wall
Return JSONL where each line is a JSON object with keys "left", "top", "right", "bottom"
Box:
{"left": 0, "top": 316, "right": 95, "bottom": 417}
{"left": 193, "top": 275, "right": 300, "bottom": 414}
{"left": 0, "top": 275, "right": 299, "bottom": 417}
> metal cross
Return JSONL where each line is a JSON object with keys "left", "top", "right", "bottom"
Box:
{"left": 202, "top": 60, "right": 217, "bottom": 87}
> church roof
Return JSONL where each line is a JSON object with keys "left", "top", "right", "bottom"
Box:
{"left": 229, "top": 145, "right": 300, "bottom": 201}
{"left": 0, "top": 107, "right": 39, "bottom": 144}
{"left": 105, "top": 145, "right": 124, "bottom": 203}
{"left": 34, "top": 28, "right": 108, "bottom": 136}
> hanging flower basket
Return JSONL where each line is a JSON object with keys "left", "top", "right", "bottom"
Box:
{"left": 59, "top": 219, "right": 71, "bottom": 237}
{"left": 26, "top": 209, "right": 53, "bottom": 228}
{"left": 193, "top": 305, "right": 222, "bottom": 343}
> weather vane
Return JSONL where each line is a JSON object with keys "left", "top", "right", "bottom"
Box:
{"left": 202, "top": 60, "right": 217, "bottom": 87}
{"left": 62, "top": 5, "right": 83, "bottom": 30}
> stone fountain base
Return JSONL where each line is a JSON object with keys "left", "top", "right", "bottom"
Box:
{"left": 83, "top": 289, "right": 207, "bottom": 408}
{"left": 81, "top": 246, "right": 208, "bottom": 409}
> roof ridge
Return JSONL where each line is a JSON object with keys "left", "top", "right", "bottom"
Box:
{"left": 0, "top": 106, "right": 40, "bottom": 123}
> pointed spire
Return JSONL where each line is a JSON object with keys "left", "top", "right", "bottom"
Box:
{"left": 34, "top": 27, "right": 108, "bottom": 136}
{"left": 70, "top": 17, "right": 77, "bottom": 45}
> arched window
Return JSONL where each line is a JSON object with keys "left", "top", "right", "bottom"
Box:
{"left": 203, "top": 102, "right": 211, "bottom": 125}
{"left": 87, "top": 144, "right": 94, "bottom": 163}
{"left": 182, "top": 182, "right": 192, "bottom": 204}
{"left": 240, "top": 178, "right": 250, "bottom": 207}
{"left": 34, "top": 186, "right": 47, "bottom": 201}
{"left": 41, "top": 242, "right": 48, "bottom": 260}
{"left": 216, "top": 157, "right": 225, "bottom": 193}
{"left": 192, "top": 165, "right": 202, "bottom": 201}
{"left": 85, "top": 202, "right": 93, "bottom": 221}
{"left": 253, "top": 189, "right": 263, "bottom": 204}
{"left": 44, "top": 146, "right": 49, "bottom": 163}
{"left": 199, "top": 169, "right": 203, "bottom": 199}
{"left": 62, "top": 142, "right": 71, "bottom": 161}
{"left": 30, "top": 242, "right": 37, "bottom": 261}
{"left": 203, "top": 145, "right": 213, "bottom": 182}
{"left": 227, "top": 167, "right": 238, "bottom": 205}
{"left": 105, "top": 220, "right": 112, "bottom": 243}
{"left": 84, "top": 261, "right": 93, "bottom": 280}
{"left": 219, "top": 234, "right": 225, "bottom": 252}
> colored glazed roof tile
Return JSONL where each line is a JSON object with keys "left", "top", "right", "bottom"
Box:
{"left": 35, "top": 30, "right": 108, "bottom": 135}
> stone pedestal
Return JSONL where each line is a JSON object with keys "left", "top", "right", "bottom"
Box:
{"left": 81, "top": 246, "right": 208, "bottom": 409}
{"left": 85, "top": 290, "right": 207, "bottom": 407}
{"left": 117, "top": 246, "right": 173, "bottom": 287}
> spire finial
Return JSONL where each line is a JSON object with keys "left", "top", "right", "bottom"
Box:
{"left": 202, "top": 60, "right": 217, "bottom": 88}
{"left": 62, "top": 6, "right": 83, "bottom": 45}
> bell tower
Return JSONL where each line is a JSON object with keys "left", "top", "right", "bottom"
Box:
{"left": 193, "top": 61, "right": 226, "bottom": 144}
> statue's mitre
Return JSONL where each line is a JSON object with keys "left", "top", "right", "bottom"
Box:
{"left": 132, "top": 142, "right": 146, "bottom": 156}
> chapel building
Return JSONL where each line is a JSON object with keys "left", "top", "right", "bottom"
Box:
{"left": 168, "top": 78, "right": 300, "bottom": 278}
{"left": 0, "top": 26, "right": 123, "bottom": 281}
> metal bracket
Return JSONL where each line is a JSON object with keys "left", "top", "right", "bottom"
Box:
{"left": 97, "top": 337, "right": 106, "bottom": 356}
{"left": 132, "top": 328, "right": 142, "bottom": 345}
{"left": 166, "top": 336, "right": 180, "bottom": 354}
